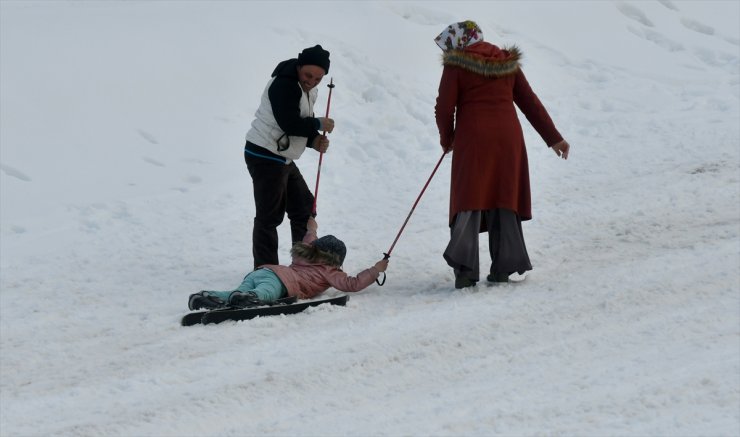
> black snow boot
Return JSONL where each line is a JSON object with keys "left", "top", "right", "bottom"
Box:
{"left": 487, "top": 272, "right": 510, "bottom": 283}
{"left": 454, "top": 275, "right": 477, "bottom": 289}
{"left": 188, "top": 291, "right": 228, "bottom": 311}
{"left": 228, "top": 291, "right": 263, "bottom": 308}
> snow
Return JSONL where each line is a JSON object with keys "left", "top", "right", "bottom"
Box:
{"left": 1, "top": 0, "right": 738, "bottom": 435}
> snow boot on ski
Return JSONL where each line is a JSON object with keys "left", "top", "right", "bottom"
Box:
{"left": 228, "top": 291, "right": 263, "bottom": 308}
{"left": 188, "top": 291, "right": 228, "bottom": 310}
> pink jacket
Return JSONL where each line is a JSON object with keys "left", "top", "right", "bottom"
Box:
{"left": 261, "top": 231, "right": 380, "bottom": 299}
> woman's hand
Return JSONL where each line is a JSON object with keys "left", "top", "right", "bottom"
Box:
{"left": 551, "top": 140, "right": 570, "bottom": 160}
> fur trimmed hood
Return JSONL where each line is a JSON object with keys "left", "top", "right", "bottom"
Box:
{"left": 291, "top": 241, "right": 345, "bottom": 267}
{"left": 441, "top": 42, "right": 521, "bottom": 78}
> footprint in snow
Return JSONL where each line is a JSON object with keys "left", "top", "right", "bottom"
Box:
{"left": 362, "top": 86, "right": 386, "bottom": 104}
{"left": 137, "top": 129, "right": 159, "bottom": 145}
{"left": 385, "top": 3, "right": 454, "bottom": 26}
{"left": 0, "top": 163, "right": 32, "bottom": 182}
{"left": 690, "top": 162, "right": 723, "bottom": 175}
{"left": 627, "top": 26, "right": 684, "bottom": 52}
{"left": 693, "top": 47, "right": 738, "bottom": 72}
{"left": 142, "top": 156, "right": 165, "bottom": 167}
{"left": 657, "top": 0, "right": 679, "bottom": 12}
{"left": 723, "top": 36, "right": 740, "bottom": 47}
{"left": 182, "top": 158, "right": 210, "bottom": 165}
{"left": 680, "top": 18, "right": 715, "bottom": 36}
{"left": 616, "top": 3, "right": 654, "bottom": 27}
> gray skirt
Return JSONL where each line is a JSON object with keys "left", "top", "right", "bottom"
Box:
{"left": 443, "top": 209, "right": 532, "bottom": 281}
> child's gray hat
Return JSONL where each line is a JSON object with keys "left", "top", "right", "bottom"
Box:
{"left": 312, "top": 235, "right": 346, "bottom": 265}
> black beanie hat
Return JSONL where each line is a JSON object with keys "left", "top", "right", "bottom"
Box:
{"left": 297, "top": 45, "right": 330, "bottom": 74}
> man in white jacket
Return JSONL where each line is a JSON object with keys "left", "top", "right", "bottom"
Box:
{"left": 244, "top": 45, "right": 335, "bottom": 269}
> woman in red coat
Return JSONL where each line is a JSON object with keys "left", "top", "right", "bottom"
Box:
{"left": 434, "top": 21, "right": 570, "bottom": 289}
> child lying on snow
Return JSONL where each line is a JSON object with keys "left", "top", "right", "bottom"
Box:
{"left": 188, "top": 217, "right": 389, "bottom": 310}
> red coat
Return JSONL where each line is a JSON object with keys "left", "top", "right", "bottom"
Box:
{"left": 435, "top": 42, "right": 562, "bottom": 225}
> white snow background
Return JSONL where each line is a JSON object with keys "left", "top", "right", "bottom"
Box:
{"left": 1, "top": 1, "right": 739, "bottom": 436}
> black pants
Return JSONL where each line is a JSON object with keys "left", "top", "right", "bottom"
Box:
{"left": 245, "top": 149, "right": 314, "bottom": 269}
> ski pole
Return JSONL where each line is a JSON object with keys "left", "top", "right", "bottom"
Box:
{"left": 312, "top": 78, "right": 335, "bottom": 217}
{"left": 376, "top": 152, "right": 446, "bottom": 285}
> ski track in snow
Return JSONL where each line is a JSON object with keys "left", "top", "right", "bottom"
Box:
{"left": 1, "top": 1, "right": 738, "bottom": 435}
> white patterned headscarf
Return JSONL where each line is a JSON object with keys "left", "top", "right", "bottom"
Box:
{"left": 434, "top": 20, "right": 484, "bottom": 51}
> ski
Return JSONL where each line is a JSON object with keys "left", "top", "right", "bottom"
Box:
{"left": 202, "top": 295, "right": 348, "bottom": 325}
{"left": 181, "top": 295, "right": 348, "bottom": 326}
{"left": 180, "top": 295, "right": 297, "bottom": 327}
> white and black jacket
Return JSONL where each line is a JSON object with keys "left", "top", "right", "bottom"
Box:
{"left": 245, "top": 59, "right": 321, "bottom": 164}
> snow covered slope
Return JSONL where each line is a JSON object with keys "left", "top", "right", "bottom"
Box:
{"left": 1, "top": 1, "right": 738, "bottom": 435}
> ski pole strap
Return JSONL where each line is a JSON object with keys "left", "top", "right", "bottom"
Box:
{"left": 376, "top": 272, "right": 386, "bottom": 286}
{"left": 375, "top": 252, "right": 390, "bottom": 286}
